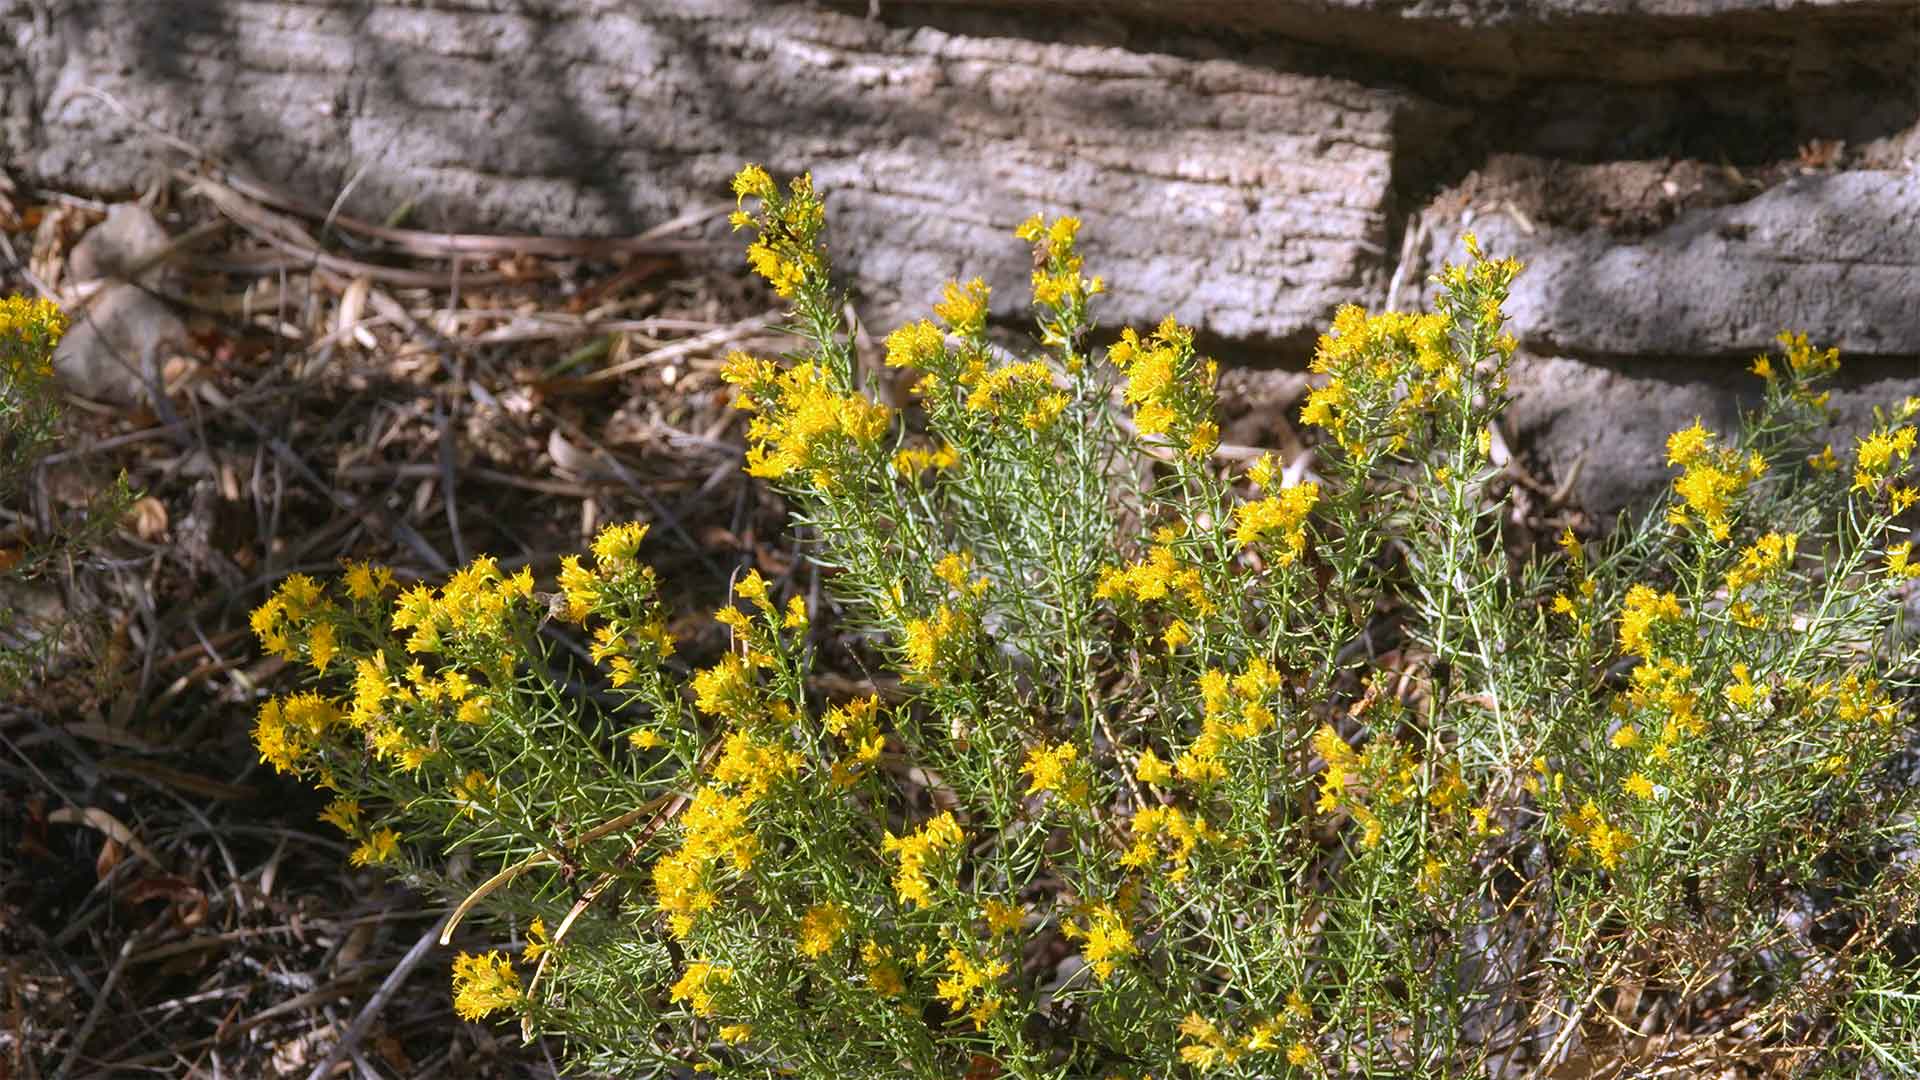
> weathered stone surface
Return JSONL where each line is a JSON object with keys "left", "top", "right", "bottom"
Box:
{"left": 909, "top": 0, "right": 1917, "bottom": 83}
{"left": 10, "top": 0, "right": 1434, "bottom": 347}
{"left": 1419, "top": 171, "right": 1920, "bottom": 361}
{"left": 4, "top": 0, "right": 1914, "bottom": 512}
{"left": 67, "top": 204, "right": 175, "bottom": 289}
{"left": 54, "top": 283, "right": 186, "bottom": 406}
{"left": 1507, "top": 352, "right": 1920, "bottom": 520}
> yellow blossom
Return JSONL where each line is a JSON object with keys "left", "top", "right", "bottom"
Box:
{"left": 451, "top": 950, "right": 522, "bottom": 1021}
{"left": 796, "top": 902, "right": 849, "bottom": 959}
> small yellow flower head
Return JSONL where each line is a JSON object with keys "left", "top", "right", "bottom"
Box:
{"left": 861, "top": 939, "right": 905, "bottom": 996}
{"left": 1135, "top": 748, "right": 1176, "bottom": 786}
{"left": 933, "top": 277, "right": 991, "bottom": 337}
{"left": 1665, "top": 419, "right": 1713, "bottom": 468}
{"left": 730, "top": 164, "right": 775, "bottom": 206}
{"left": 1623, "top": 773, "right": 1656, "bottom": 800}
{"left": 1888, "top": 541, "right": 1920, "bottom": 579}
{"left": 1021, "top": 740, "right": 1082, "bottom": 799}
{"left": 669, "top": 960, "right": 732, "bottom": 1017}
{"left": 1852, "top": 425, "right": 1917, "bottom": 495}
{"left": 1618, "top": 584, "right": 1685, "bottom": 659}
{"left": 350, "top": 826, "right": 402, "bottom": 867}
{"left": 982, "top": 898, "right": 1026, "bottom": 936}
{"left": 318, "top": 797, "right": 361, "bottom": 834}
{"left": 523, "top": 917, "right": 550, "bottom": 961}
{"left": 796, "top": 902, "right": 850, "bottom": 959}
{"left": 882, "top": 811, "right": 965, "bottom": 908}
{"left": 451, "top": 950, "right": 523, "bottom": 1021}
{"left": 935, "top": 947, "right": 1011, "bottom": 1030}
{"left": 1065, "top": 901, "right": 1135, "bottom": 980}
{"left": 884, "top": 319, "right": 945, "bottom": 370}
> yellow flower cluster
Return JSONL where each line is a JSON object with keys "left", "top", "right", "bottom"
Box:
{"left": 1015, "top": 214, "right": 1104, "bottom": 347}
{"left": 451, "top": 950, "right": 524, "bottom": 1021}
{"left": 1233, "top": 456, "right": 1319, "bottom": 561}
{"left": 1851, "top": 423, "right": 1917, "bottom": 501}
{"left": 0, "top": 295, "right": 66, "bottom": 380}
{"left": 936, "top": 947, "right": 1010, "bottom": 1030}
{"left": 669, "top": 960, "right": 732, "bottom": 1017}
{"left": 1887, "top": 541, "right": 1920, "bottom": 580}
{"left": 1312, "top": 722, "right": 1418, "bottom": 850}
{"left": 251, "top": 690, "right": 344, "bottom": 776}
{"left": 1095, "top": 525, "right": 1216, "bottom": 644}
{"left": 389, "top": 555, "right": 538, "bottom": 655}
{"left": 1626, "top": 656, "right": 1702, "bottom": 761}
{"left": 1550, "top": 527, "right": 1600, "bottom": 638}
{"left": 1169, "top": 659, "right": 1285, "bottom": 784}
{"left": 1618, "top": 584, "right": 1685, "bottom": 660}
{"left": 1020, "top": 740, "right": 1085, "bottom": 802}
{"left": 899, "top": 602, "right": 975, "bottom": 687}
{"left": 883, "top": 811, "right": 964, "bottom": 908}
{"left": 1299, "top": 301, "right": 1468, "bottom": 457}
{"left": 1177, "top": 996, "right": 1316, "bottom": 1073}
{"left": 1111, "top": 315, "right": 1220, "bottom": 458}
{"left": 1724, "top": 531, "right": 1797, "bottom": 602}
{"left": 796, "top": 902, "right": 849, "bottom": 959}
{"left": 1120, "top": 804, "right": 1218, "bottom": 881}
{"left": 934, "top": 277, "right": 991, "bottom": 338}
{"left": 731, "top": 165, "right": 826, "bottom": 300}
{"left": 1750, "top": 330, "right": 1839, "bottom": 409}
{"left": 1562, "top": 800, "right": 1634, "bottom": 870}
{"left": 892, "top": 440, "right": 958, "bottom": 479}
{"left": 723, "top": 353, "right": 893, "bottom": 489}
{"left": 1664, "top": 420, "right": 1765, "bottom": 541}
{"left": 824, "top": 693, "right": 887, "bottom": 787}
{"left": 1062, "top": 900, "right": 1134, "bottom": 981}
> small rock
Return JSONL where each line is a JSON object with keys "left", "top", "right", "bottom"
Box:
{"left": 67, "top": 204, "right": 175, "bottom": 290}
{"left": 53, "top": 282, "right": 186, "bottom": 406}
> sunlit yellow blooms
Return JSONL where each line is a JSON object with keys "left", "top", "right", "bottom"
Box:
{"left": 796, "top": 902, "right": 849, "bottom": 959}
{"left": 1063, "top": 902, "right": 1134, "bottom": 980}
{"left": 1178, "top": 1013, "right": 1243, "bottom": 1071}
{"left": 883, "top": 811, "right": 964, "bottom": 908}
{"left": 453, "top": 770, "right": 495, "bottom": 817}
{"left": 861, "top": 940, "right": 905, "bottom": 996}
{"left": 306, "top": 621, "right": 338, "bottom": 674}
{"left": 1726, "top": 532, "right": 1797, "bottom": 594}
{"left": 725, "top": 357, "right": 893, "bottom": 486}
{"left": 1888, "top": 541, "right": 1920, "bottom": 579}
{"left": 1122, "top": 804, "right": 1217, "bottom": 881}
{"left": 1775, "top": 329, "right": 1839, "bottom": 378}
{"left": 1618, "top": 585, "right": 1684, "bottom": 659}
{"left": 350, "top": 826, "right": 401, "bottom": 867}
{"left": 934, "top": 277, "right": 991, "bottom": 337}
{"left": 1021, "top": 740, "right": 1082, "bottom": 800}
{"left": 1666, "top": 420, "right": 1712, "bottom": 468}
{"left": 1564, "top": 800, "right": 1633, "bottom": 869}
{"left": 1623, "top": 773, "right": 1655, "bottom": 800}
{"left": 885, "top": 319, "right": 945, "bottom": 370}
{"left": 692, "top": 654, "right": 757, "bottom": 721}
{"left": 252, "top": 692, "right": 345, "bottom": 775}
{"left": 669, "top": 960, "right": 731, "bottom": 1017}
{"left": 936, "top": 947, "right": 1010, "bottom": 1030}
{"left": 1161, "top": 618, "right": 1191, "bottom": 650}
{"left": 731, "top": 164, "right": 774, "bottom": 204}
{"left": 1610, "top": 724, "right": 1641, "bottom": 750}
{"left": 1852, "top": 425, "right": 1917, "bottom": 494}
{"left": 319, "top": 797, "right": 361, "bottom": 834}
{"left": 451, "top": 950, "right": 522, "bottom": 1021}
{"left": 900, "top": 603, "right": 973, "bottom": 686}
{"left": 341, "top": 561, "right": 395, "bottom": 602}
{"left": 1135, "top": 748, "right": 1175, "bottom": 786}
{"left": 713, "top": 730, "right": 804, "bottom": 801}
{"left": 1232, "top": 482, "right": 1320, "bottom": 559}
{"left": 982, "top": 899, "right": 1026, "bottom": 936}
{"left": 893, "top": 441, "right": 959, "bottom": 477}
{"left": 523, "top": 917, "right": 549, "bottom": 961}
{"left": 1112, "top": 315, "right": 1218, "bottom": 456}
{"left": 1299, "top": 301, "right": 1464, "bottom": 454}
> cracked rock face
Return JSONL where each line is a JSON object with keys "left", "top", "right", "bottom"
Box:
{"left": 5, "top": 0, "right": 1913, "bottom": 513}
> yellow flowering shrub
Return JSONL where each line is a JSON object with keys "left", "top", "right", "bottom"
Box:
{"left": 1, "top": 295, "right": 134, "bottom": 690}
{"left": 246, "top": 171, "right": 1920, "bottom": 1077}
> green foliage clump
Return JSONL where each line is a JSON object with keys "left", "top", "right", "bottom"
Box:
{"left": 247, "top": 168, "right": 1920, "bottom": 1078}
